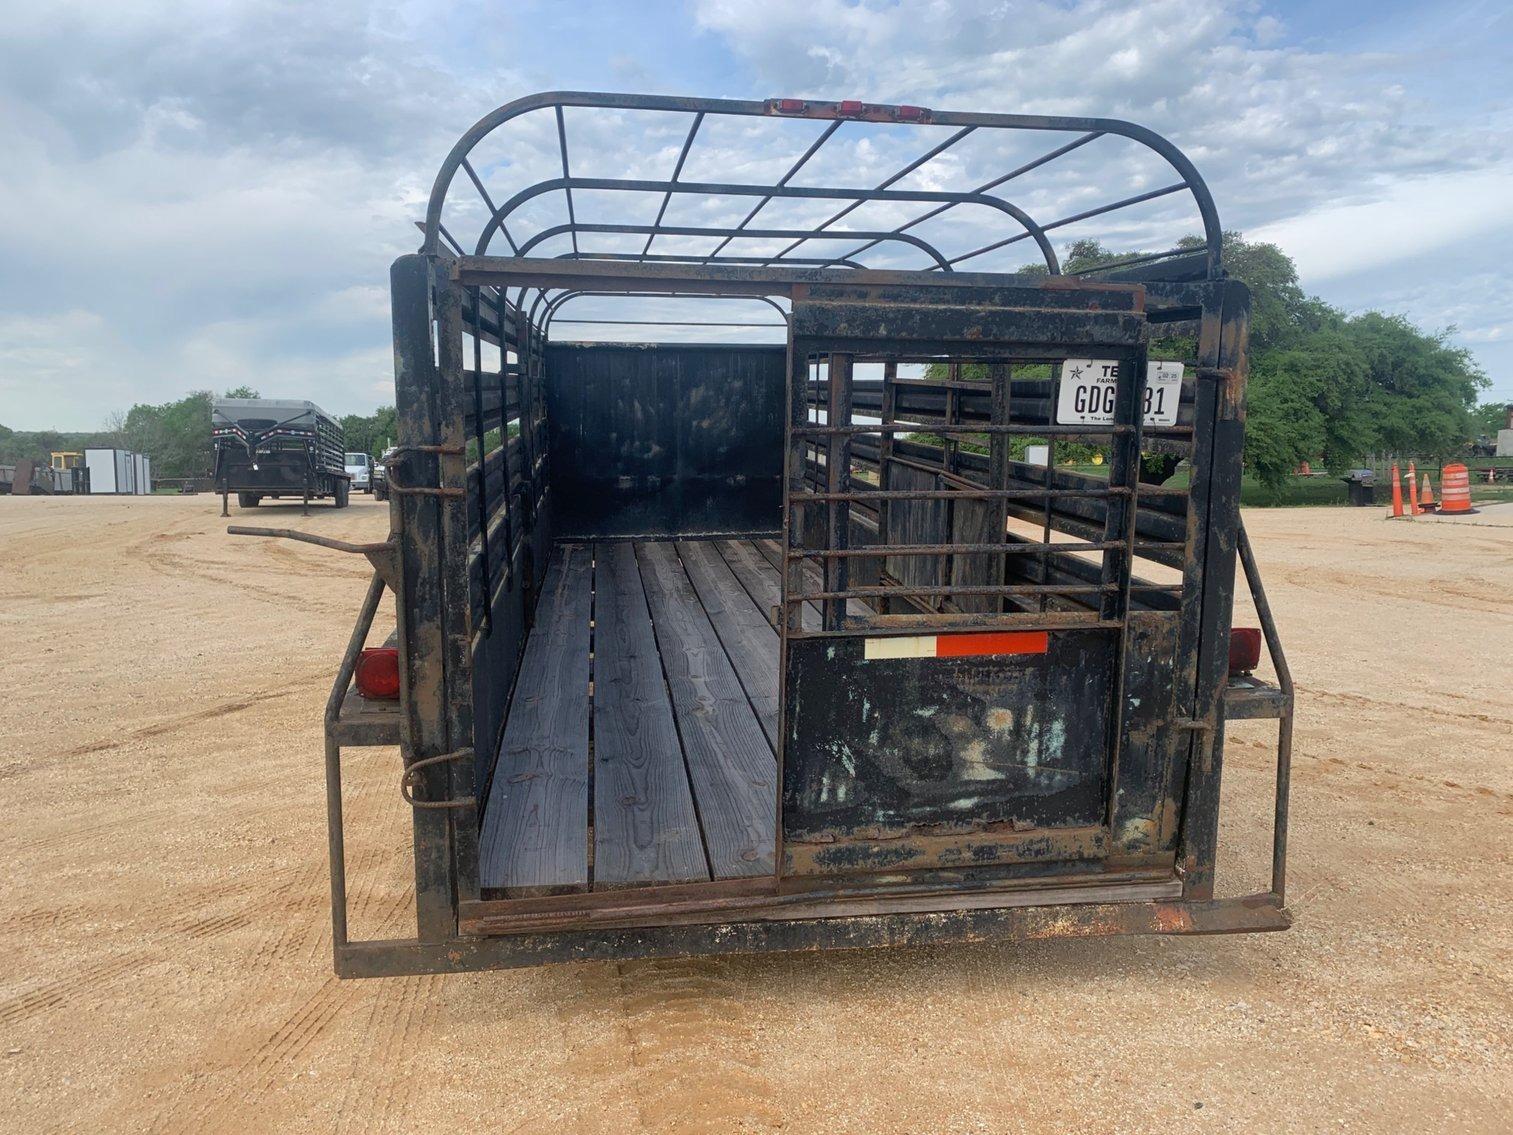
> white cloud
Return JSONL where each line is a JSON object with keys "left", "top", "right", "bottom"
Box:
{"left": 3, "top": 0, "right": 1512, "bottom": 425}
{"left": 1250, "top": 168, "right": 1513, "bottom": 281}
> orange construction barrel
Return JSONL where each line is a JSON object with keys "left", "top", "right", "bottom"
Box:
{"left": 1439, "top": 463, "right": 1476, "bottom": 514}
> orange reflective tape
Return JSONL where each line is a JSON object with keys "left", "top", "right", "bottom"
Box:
{"left": 933, "top": 631, "right": 1049, "bottom": 658}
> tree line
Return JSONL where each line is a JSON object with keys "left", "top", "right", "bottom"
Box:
{"left": 1062, "top": 234, "right": 1493, "bottom": 487}
{"left": 1, "top": 392, "right": 398, "bottom": 479}
{"left": 2, "top": 230, "right": 1503, "bottom": 486}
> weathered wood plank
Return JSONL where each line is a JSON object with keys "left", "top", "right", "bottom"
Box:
{"left": 757, "top": 537, "right": 871, "bottom": 621}
{"left": 721, "top": 538, "right": 821, "bottom": 632}
{"left": 636, "top": 542, "right": 777, "bottom": 878}
{"left": 479, "top": 544, "right": 592, "bottom": 893}
{"left": 592, "top": 542, "right": 709, "bottom": 888}
{"left": 676, "top": 541, "right": 780, "bottom": 748}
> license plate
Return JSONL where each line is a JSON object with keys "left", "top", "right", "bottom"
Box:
{"left": 1055, "top": 360, "right": 1184, "bottom": 426}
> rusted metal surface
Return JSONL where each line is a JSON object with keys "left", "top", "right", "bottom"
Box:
{"left": 460, "top": 875, "right": 1180, "bottom": 937}
{"left": 307, "top": 92, "right": 1294, "bottom": 976}
{"left": 337, "top": 893, "right": 1290, "bottom": 978}
{"left": 781, "top": 632, "right": 1117, "bottom": 846}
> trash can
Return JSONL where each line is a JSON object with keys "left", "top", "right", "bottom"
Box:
{"left": 1343, "top": 469, "right": 1375, "bottom": 506}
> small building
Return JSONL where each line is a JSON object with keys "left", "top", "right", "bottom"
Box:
{"left": 83, "top": 448, "right": 153, "bottom": 495}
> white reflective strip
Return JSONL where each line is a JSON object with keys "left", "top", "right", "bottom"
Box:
{"left": 863, "top": 636, "right": 937, "bottom": 660}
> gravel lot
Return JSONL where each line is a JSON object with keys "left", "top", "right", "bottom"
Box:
{"left": 2, "top": 494, "right": 1508, "bottom": 1133}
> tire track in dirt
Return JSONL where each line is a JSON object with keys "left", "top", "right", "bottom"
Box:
{"left": 1280, "top": 566, "right": 1513, "bottom": 616}
{"left": 334, "top": 970, "right": 445, "bottom": 1134}
{"left": 4, "top": 681, "right": 314, "bottom": 769}
{"left": 606, "top": 959, "right": 786, "bottom": 1134}
{"left": 151, "top": 880, "right": 417, "bottom": 1135}
{"left": 0, "top": 951, "right": 157, "bottom": 1028}
{"left": 138, "top": 546, "right": 361, "bottom": 615}
{"left": 0, "top": 762, "right": 384, "bottom": 1037}
{"left": 144, "top": 769, "right": 414, "bottom": 1135}
{"left": 1295, "top": 686, "right": 1513, "bottom": 730}
{"left": 119, "top": 520, "right": 364, "bottom": 615}
{"left": 0, "top": 905, "right": 281, "bottom": 1030}
{"left": 1230, "top": 736, "right": 1512, "bottom": 803}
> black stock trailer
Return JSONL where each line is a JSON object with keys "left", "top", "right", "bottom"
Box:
{"left": 237, "top": 93, "right": 1295, "bottom": 977}
{"left": 213, "top": 397, "right": 352, "bottom": 515}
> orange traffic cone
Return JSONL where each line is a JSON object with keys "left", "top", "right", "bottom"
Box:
{"left": 1439, "top": 463, "right": 1476, "bottom": 514}
{"left": 1407, "top": 461, "right": 1420, "bottom": 516}
{"left": 1388, "top": 462, "right": 1404, "bottom": 518}
{"left": 1419, "top": 473, "right": 1437, "bottom": 511}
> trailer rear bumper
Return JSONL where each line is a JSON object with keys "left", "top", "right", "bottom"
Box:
{"left": 333, "top": 892, "right": 1290, "bottom": 978}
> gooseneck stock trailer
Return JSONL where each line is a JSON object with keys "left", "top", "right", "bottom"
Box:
{"left": 213, "top": 397, "right": 351, "bottom": 514}
{"left": 247, "top": 92, "right": 1295, "bottom": 977}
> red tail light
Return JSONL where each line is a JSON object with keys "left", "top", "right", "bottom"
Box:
{"left": 355, "top": 647, "right": 401, "bottom": 699}
{"left": 1228, "top": 628, "right": 1262, "bottom": 675}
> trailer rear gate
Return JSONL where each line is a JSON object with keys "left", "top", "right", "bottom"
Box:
{"left": 302, "top": 93, "right": 1293, "bottom": 977}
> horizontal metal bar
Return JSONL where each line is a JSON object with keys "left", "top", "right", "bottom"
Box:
{"left": 828, "top": 610, "right": 1124, "bottom": 635}
{"left": 793, "top": 486, "right": 1132, "bottom": 501}
{"left": 523, "top": 220, "right": 952, "bottom": 268}
{"left": 794, "top": 422, "right": 1134, "bottom": 436}
{"left": 796, "top": 582, "right": 1115, "bottom": 601}
{"left": 792, "top": 540, "right": 1134, "bottom": 557}
{"left": 554, "top": 319, "right": 784, "bottom": 327}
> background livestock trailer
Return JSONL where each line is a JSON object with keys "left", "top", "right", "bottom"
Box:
{"left": 252, "top": 93, "right": 1295, "bottom": 977}
{"left": 212, "top": 397, "right": 351, "bottom": 513}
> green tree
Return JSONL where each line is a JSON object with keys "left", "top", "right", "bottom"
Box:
{"left": 1343, "top": 314, "right": 1485, "bottom": 459}
{"left": 122, "top": 391, "right": 215, "bottom": 477}
{"left": 223, "top": 385, "right": 261, "bottom": 399}
{"left": 340, "top": 407, "right": 398, "bottom": 457}
{"left": 1471, "top": 400, "right": 1509, "bottom": 438}
{"left": 1245, "top": 330, "right": 1373, "bottom": 487}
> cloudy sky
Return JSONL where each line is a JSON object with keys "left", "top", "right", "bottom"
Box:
{"left": 2, "top": 0, "right": 1510, "bottom": 430}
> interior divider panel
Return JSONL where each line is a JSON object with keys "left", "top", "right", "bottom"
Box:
{"left": 479, "top": 543, "right": 593, "bottom": 894}
{"left": 592, "top": 542, "right": 711, "bottom": 888}
{"left": 636, "top": 541, "right": 778, "bottom": 878}
{"left": 677, "top": 541, "right": 781, "bottom": 748}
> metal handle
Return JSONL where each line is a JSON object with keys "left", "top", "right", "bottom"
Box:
{"left": 401, "top": 748, "right": 476, "bottom": 810}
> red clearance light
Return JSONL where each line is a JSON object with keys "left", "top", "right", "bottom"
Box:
{"left": 355, "top": 647, "right": 401, "bottom": 700}
{"left": 838, "top": 99, "right": 865, "bottom": 116}
{"left": 772, "top": 98, "right": 808, "bottom": 114}
{"left": 894, "top": 104, "right": 929, "bottom": 122}
{"left": 1228, "top": 628, "right": 1262, "bottom": 675}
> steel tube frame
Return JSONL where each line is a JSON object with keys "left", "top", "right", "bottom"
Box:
{"left": 518, "top": 221, "right": 954, "bottom": 269}
{"left": 422, "top": 92, "right": 1223, "bottom": 280}
{"left": 475, "top": 176, "right": 1058, "bottom": 270}
{"left": 320, "top": 93, "right": 1295, "bottom": 977}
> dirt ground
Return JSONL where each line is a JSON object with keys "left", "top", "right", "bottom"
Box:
{"left": 1, "top": 493, "right": 1508, "bottom": 1133}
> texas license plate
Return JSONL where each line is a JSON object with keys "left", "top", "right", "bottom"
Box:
{"left": 1055, "top": 360, "right": 1184, "bottom": 426}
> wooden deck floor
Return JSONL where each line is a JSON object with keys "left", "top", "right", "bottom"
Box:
{"left": 479, "top": 538, "right": 790, "bottom": 895}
